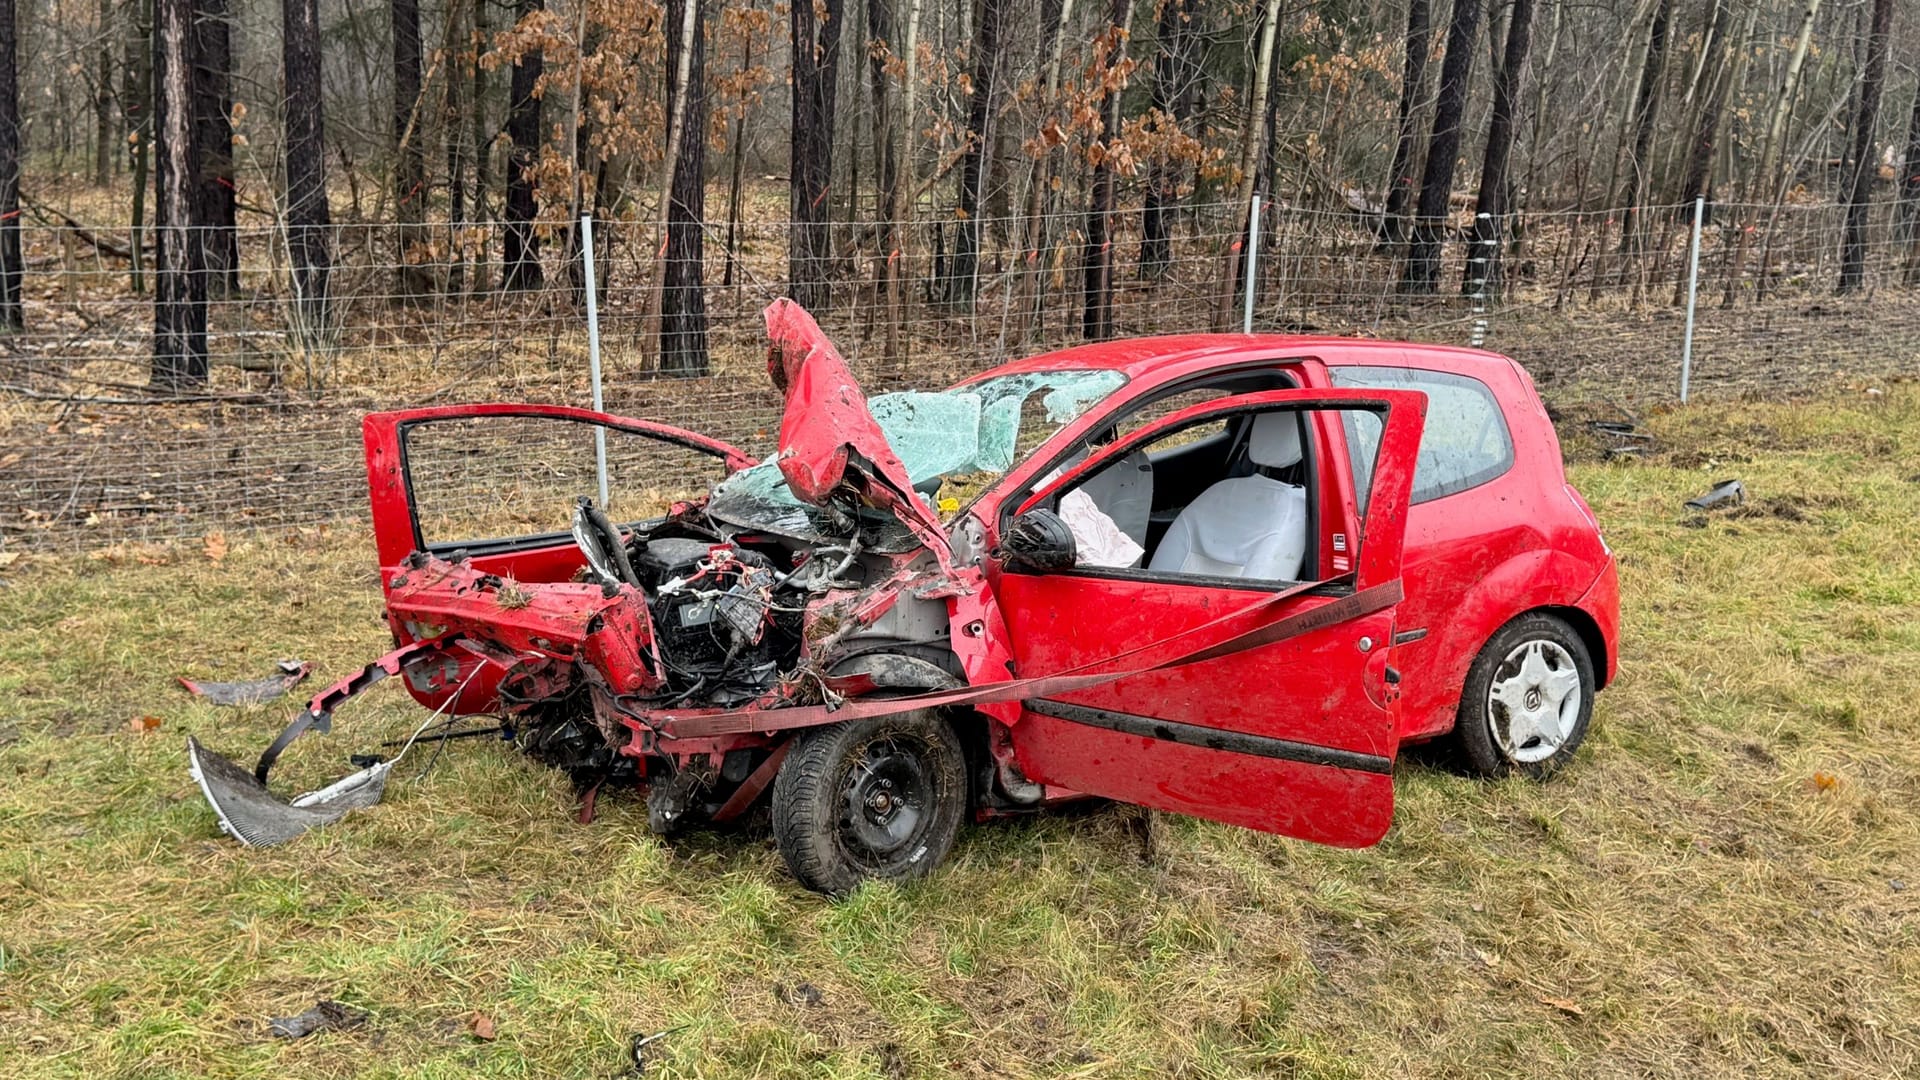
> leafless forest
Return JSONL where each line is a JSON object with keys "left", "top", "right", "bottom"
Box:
{"left": 1, "top": 0, "right": 1918, "bottom": 547}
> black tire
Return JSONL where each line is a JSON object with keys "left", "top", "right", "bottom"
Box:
{"left": 1453, "top": 612, "right": 1596, "bottom": 779}
{"left": 770, "top": 710, "right": 968, "bottom": 896}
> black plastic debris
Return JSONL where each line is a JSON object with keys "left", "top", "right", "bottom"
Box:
{"left": 268, "top": 1000, "right": 369, "bottom": 1039}
{"left": 627, "top": 1027, "right": 684, "bottom": 1076}
{"left": 1685, "top": 479, "right": 1746, "bottom": 511}
{"left": 178, "top": 660, "right": 312, "bottom": 706}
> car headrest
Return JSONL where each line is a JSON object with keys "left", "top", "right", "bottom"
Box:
{"left": 1248, "top": 412, "right": 1304, "bottom": 468}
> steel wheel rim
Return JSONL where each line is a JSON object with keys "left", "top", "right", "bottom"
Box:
{"left": 1486, "top": 639, "right": 1582, "bottom": 764}
{"left": 837, "top": 736, "right": 933, "bottom": 867}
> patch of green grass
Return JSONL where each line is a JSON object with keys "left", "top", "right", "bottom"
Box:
{"left": 3, "top": 386, "right": 1920, "bottom": 1076}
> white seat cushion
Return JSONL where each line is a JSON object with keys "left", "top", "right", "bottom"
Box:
{"left": 1147, "top": 473, "right": 1308, "bottom": 581}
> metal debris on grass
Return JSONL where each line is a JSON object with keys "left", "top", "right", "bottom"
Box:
{"left": 1685, "top": 478, "right": 1747, "bottom": 511}
{"left": 177, "top": 660, "right": 313, "bottom": 705}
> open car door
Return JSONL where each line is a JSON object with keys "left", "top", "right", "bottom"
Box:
{"left": 363, "top": 403, "right": 754, "bottom": 582}
{"left": 989, "top": 388, "right": 1425, "bottom": 847}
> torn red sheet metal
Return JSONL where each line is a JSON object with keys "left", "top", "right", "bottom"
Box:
{"left": 650, "top": 578, "right": 1403, "bottom": 739}
{"left": 178, "top": 660, "right": 313, "bottom": 706}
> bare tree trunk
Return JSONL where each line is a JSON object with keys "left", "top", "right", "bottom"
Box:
{"left": 282, "top": 0, "right": 331, "bottom": 349}
{"left": 946, "top": 0, "right": 1009, "bottom": 307}
{"left": 864, "top": 0, "right": 896, "bottom": 211}
{"left": 1081, "top": 0, "right": 1131, "bottom": 340}
{"left": 153, "top": 0, "right": 207, "bottom": 386}
{"left": 723, "top": 34, "right": 751, "bottom": 289}
{"left": 443, "top": 0, "right": 468, "bottom": 293}
{"left": 123, "top": 3, "right": 153, "bottom": 295}
{"left": 1462, "top": 0, "right": 1534, "bottom": 298}
{"left": 1837, "top": 0, "right": 1891, "bottom": 293}
{"left": 1725, "top": 0, "right": 1820, "bottom": 305}
{"left": 0, "top": 0, "right": 19, "bottom": 332}
{"left": 94, "top": 0, "right": 114, "bottom": 187}
{"left": 1614, "top": 0, "right": 1673, "bottom": 257}
{"left": 391, "top": 0, "right": 430, "bottom": 300}
{"left": 1381, "top": 0, "right": 1431, "bottom": 248}
{"left": 503, "top": 0, "right": 544, "bottom": 291}
{"left": 1402, "top": 0, "right": 1481, "bottom": 294}
{"left": 884, "top": 0, "right": 921, "bottom": 361}
{"left": 191, "top": 0, "right": 236, "bottom": 295}
{"left": 789, "top": 0, "right": 844, "bottom": 311}
{"left": 1142, "top": 0, "right": 1202, "bottom": 275}
{"left": 468, "top": 0, "right": 492, "bottom": 290}
{"left": 1214, "top": 0, "right": 1284, "bottom": 323}
{"left": 1018, "top": 0, "right": 1069, "bottom": 338}
{"left": 660, "top": 0, "right": 708, "bottom": 374}
{"left": 1896, "top": 85, "right": 1920, "bottom": 276}
{"left": 1679, "top": 0, "right": 1741, "bottom": 209}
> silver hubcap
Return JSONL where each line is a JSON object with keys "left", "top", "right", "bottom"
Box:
{"left": 1486, "top": 639, "right": 1582, "bottom": 764}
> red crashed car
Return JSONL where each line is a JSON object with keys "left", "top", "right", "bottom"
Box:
{"left": 216, "top": 301, "right": 1617, "bottom": 894}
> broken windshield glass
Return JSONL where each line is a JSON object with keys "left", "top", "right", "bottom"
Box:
{"left": 707, "top": 369, "right": 1127, "bottom": 539}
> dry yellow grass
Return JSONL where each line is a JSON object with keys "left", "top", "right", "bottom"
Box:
{"left": 0, "top": 385, "right": 1917, "bottom": 1077}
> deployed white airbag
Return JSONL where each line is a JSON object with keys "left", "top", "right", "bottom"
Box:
{"left": 1148, "top": 474, "right": 1308, "bottom": 581}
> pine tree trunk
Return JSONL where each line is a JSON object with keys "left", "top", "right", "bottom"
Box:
{"left": 192, "top": 0, "right": 237, "bottom": 296}
{"left": 153, "top": 0, "right": 207, "bottom": 386}
{"left": 660, "top": 0, "right": 708, "bottom": 374}
{"left": 884, "top": 0, "right": 921, "bottom": 361}
{"left": 789, "top": 0, "right": 843, "bottom": 311}
{"left": 864, "top": 0, "right": 896, "bottom": 212}
{"left": 1382, "top": 0, "right": 1432, "bottom": 248}
{"left": 503, "top": 0, "right": 544, "bottom": 291}
{"left": 391, "top": 0, "right": 430, "bottom": 300}
{"left": 1081, "top": 0, "right": 1131, "bottom": 340}
{"left": 1402, "top": 0, "right": 1482, "bottom": 294}
{"left": 1142, "top": 0, "right": 1202, "bottom": 275}
{"left": 123, "top": 4, "right": 153, "bottom": 295}
{"left": 1837, "top": 0, "right": 1891, "bottom": 293}
{"left": 1462, "top": 0, "right": 1534, "bottom": 298}
{"left": 947, "top": 0, "right": 1008, "bottom": 307}
{"left": 1018, "top": 0, "right": 1069, "bottom": 338}
{"left": 0, "top": 0, "right": 19, "bottom": 332}
{"left": 723, "top": 34, "right": 751, "bottom": 290}
{"left": 282, "top": 0, "right": 330, "bottom": 350}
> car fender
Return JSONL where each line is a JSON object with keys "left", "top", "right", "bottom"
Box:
{"left": 1412, "top": 547, "right": 1607, "bottom": 738}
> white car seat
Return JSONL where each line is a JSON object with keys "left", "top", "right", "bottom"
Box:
{"left": 1147, "top": 412, "right": 1309, "bottom": 581}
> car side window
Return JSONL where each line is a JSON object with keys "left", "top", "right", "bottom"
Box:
{"left": 1329, "top": 366, "right": 1512, "bottom": 505}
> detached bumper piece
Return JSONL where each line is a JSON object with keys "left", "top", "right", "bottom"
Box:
{"left": 188, "top": 736, "right": 393, "bottom": 847}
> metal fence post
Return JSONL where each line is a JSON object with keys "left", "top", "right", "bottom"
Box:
{"left": 1243, "top": 194, "right": 1260, "bottom": 334}
{"left": 581, "top": 214, "right": 610, "bottom": 508}
{"left": 1680, "top": 195, "right": 1705, "bottom": 404}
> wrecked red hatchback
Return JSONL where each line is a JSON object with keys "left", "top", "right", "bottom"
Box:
{"left": 191, "top": 300, "right": 1618, "bottom": 895}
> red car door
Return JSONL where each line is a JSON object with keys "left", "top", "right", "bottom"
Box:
{"left": 988, "top": 388, "right": 1425, "bottom": 847}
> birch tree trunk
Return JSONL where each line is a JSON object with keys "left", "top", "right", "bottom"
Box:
{"left": 1214, "top": 0, "right": 1284, "bottom": 324}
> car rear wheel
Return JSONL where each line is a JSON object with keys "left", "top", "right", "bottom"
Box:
{"left": 1454, "top": 613, "right": 1595, "bottom": 779}
{"left": 771, "top": 710, "right": 968, "bottom": 896}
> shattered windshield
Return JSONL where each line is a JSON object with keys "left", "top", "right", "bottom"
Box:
{"left": 707, "top": 369, "right": 1127, "bottom": 538}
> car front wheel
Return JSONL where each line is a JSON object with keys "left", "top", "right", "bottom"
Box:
{"left": 1454, "top": 613, "right": 1595, "bottom": 778}
{"left": 771, "top": 710, "right": 968, "bottom": 896}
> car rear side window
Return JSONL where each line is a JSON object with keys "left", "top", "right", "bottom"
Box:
{"left": 1329, "top": 366, "right": 1513, "bottom": 505}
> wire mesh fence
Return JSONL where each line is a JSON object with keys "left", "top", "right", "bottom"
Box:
{"left": 4, "top": 192, "right": 1918, "bottom": 551}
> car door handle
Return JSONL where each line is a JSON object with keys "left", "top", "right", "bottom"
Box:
{"left": 1385, "top": 666, "right": 1401, "bottom": 686}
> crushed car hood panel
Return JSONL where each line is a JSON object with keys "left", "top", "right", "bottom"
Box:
{"left": 762, "top": 300, "right": 950, "bottom": 556}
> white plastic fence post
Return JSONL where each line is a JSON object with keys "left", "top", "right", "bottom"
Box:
{"left": 1468, "top": 212, "right": 1493, "bottom": 348}
{"left": 1243, "top": 194, "right": 1260, "bottom": 334}
{"left": 1679, "top": 195, "right": 1705, "bottom": 404}
{"left": 582, "top": 214, "right": 609, "bottom": 508}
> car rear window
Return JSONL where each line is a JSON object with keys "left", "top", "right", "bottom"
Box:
{"left": 1329, "top": 366, "right": 1514, "bottom": 505}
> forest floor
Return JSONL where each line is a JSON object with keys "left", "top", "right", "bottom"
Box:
{"left": 1, "top": 382, "right": 1917, "bottom": 1077}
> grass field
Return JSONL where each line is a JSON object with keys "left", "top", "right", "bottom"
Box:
{"left": 2, "top": 384, "right": 1918, "bottom": 1078}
